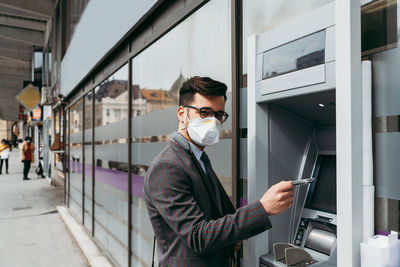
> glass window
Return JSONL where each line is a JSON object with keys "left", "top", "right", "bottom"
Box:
{"left": 130, "top": 1, "right": 232, "bottom": 265}
{"left": 361, "top": 0, "right": 400, "bottom": 233}
{"left": 34, "top": 51, "right": 43, "bottom": 83}
{"left": 69, "top": 98, "right": 83, "bottom": 223}
{"left": 361, "top": 0, "right": 398, "bottom": 55}
{"left": 84, "top": 91, "right": 93, "bottom": 232}
{"left": 94, "top": 64, "right": 129, "bottom": 267}
{"left": 131, "top": 0, "right": 232, "bottom": 266}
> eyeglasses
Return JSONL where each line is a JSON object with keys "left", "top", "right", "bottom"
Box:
{"left": 184, "top": 105, "right": 229, "bottom": 123}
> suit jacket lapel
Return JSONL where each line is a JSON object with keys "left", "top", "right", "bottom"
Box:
{"left": 171, "top": 132, "right": 224, "bottom": 216}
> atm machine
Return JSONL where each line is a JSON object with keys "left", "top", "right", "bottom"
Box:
{"left": 247, "top": 3, "right": 338, "bottom": 267}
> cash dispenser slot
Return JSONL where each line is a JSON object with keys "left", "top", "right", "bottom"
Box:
{"left": 303, "top": 219, "right": 336, "bottom": 256}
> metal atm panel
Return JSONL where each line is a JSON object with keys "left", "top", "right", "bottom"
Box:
{"left": 247, "top": 2, "right": 338, "bottom": 267}
{"left": 254, "top": 3, "right": 335, "bottom": 103}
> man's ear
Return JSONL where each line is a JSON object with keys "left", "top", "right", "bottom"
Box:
{"left": 177, "top": 106, "right": 186, "bottom": 125}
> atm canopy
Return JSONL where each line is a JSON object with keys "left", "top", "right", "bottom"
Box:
{"left": 273, "top": 90, "right": 336, "bottom": 126}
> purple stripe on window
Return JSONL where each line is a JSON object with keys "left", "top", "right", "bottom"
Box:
{"left": 69, "top": 161, "right": 247, "bottom": 205}
{"left": 69, "top": 161, "right": 145, "bottom": 198}
{"left": 228, "top": 196, "right": 249, "bottom": 207}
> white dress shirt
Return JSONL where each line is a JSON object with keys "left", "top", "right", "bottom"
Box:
{"left": 188, "top": 142, "right": 206, "bottom": 173}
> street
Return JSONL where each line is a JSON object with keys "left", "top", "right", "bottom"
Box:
{"left": 0, "top": 150, "right": 88, "bottom": 267}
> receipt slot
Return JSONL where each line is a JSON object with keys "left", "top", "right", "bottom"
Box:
{"left": 247, "top": 3, "right": 338, "bottom": 267}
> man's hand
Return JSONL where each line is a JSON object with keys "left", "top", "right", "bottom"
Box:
{"left": 233, "top": 241, "right": 241, "bottom": 251}
{"left": 259, "top": 181, "right": 294, "bottom": 215}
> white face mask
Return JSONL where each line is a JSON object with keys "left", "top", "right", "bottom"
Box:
{"left": 182, "top": 112, "right": 222, "bottom": 147}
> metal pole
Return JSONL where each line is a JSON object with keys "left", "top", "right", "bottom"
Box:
{"left": 335, "top": 0, "right": 363, "bottom": 265}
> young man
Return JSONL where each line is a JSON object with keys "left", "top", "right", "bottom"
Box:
{"left": 0, "top": 139, "right": 10, "bottom": 174}
{"left": 20, "top": 136, "right": 35, "bottom": 180}
{"left": 144, "top": 76, "right": 294, "bottom": 267}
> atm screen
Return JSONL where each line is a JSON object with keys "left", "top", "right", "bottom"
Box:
{"left": 262, "top": 30, "right": 326, "bottom": 80}
{"left": 305, "top": 155, "right": 336, "bottom": 214}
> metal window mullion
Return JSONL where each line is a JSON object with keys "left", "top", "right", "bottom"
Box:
{"left": 82, "top": 95, "right": 85, "bottom": 225}
{"left": 231, "top": 1, "right": 242, "bottom": 266}
{"left": 63, "top": 106, "right": 66, "bottom": 204}
{"left": 127, "top": 59, "right": 133, "bottom": 267}
{"left": 68, "top": 108, "right": 70, "bottom": 207}
{"left": 92, "top": 86, "right": 95, "bottom": 237}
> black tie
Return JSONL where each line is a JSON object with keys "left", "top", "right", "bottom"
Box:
{"left": 201, "top": 152, "right": 222, "bottom": 211}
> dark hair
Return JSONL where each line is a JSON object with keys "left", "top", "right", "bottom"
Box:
{"left": 24, "top": 136, "right": 31, "bottom": 141}
{"left": 1, "top": 139, "right": 5, "bottom": 143}
{"left": 179, "top": 76, "right": 227, "bottom": 106}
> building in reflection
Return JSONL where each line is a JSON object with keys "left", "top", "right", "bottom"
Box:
{"left": 70, "top": 103, "right": 82, "bottom": 134}
{"left": 93, "top": 79, "right": 129, "bottom": 126}
{"left": 296, "top": 50, "right": 324, "bottom": 69}
{"left": 134, "top": 71, "right": 185, "bottom": 115}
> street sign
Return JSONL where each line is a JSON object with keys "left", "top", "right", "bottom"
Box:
{"left": 32, "top": 106, "right": 42, "bottom": 121}
{"left": 16, "top": 83, "right": 41, "bottom": 111}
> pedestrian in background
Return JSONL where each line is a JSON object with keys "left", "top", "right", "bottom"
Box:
{"left": 20, "top": 136, "right": 34, "bottom": 181}
{"left": 0, "top": 139, "right": 10, "bottom": 174}
{"left": 18, "top": 139, "right": 23, "bottom": 150}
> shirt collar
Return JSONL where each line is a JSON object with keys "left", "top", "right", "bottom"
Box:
{"left": 188, "top": 141, "right": 204, "bottom": 163}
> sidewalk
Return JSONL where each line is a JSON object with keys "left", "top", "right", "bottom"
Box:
{"left": 0, "top": 150, "right": 89, "bottom": 267}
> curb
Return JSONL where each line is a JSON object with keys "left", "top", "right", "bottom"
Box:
{"left": 57, "top": 206, "right": 113, "bottom": 267}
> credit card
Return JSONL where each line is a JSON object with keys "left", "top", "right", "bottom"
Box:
{"left": 292, "top": 177, "right": 315, "bottom": 186}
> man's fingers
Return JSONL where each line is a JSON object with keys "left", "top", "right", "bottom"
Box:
{"left": 283, "top": 194, "right": 294, "bottom": 202}
{"left": 277, "top": 181, "right": 294, "bottom": 192}
{"left": 280, "top": 191, "right": 294, "bottom": 200}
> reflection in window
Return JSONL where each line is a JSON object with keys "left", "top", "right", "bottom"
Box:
{"left": 361, "top": 0, "right": 398, "bottom": 55}
{"left": 129, "top": 1, "right": 232, "bottom": 266}
{"left": 262, "top": 30, "right": 326, "bottom": 80}
{"left": 94, "top": 64, "right": 129, "bottom": 267}
{"left": 96, "top": 77, "right": 128, "bottom": 127}
{"left": 131, "top": 72, "right": 183, "bottom": 118}
{"left": 83, "top": 90, "right": 93, "bottom": 231}
{"left": 69, "top": 98, "right": 83, "bottom": 223}
{"left": 71, "top": 104, "right": 83, "bottom": 134}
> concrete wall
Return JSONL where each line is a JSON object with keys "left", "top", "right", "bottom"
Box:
{"left": 0, "top": 120, "right": 13, "bottom": 140}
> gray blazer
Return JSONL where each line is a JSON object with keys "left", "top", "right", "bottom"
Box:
{"left": 144, "top": 132, "right": 271, "bottom": 267}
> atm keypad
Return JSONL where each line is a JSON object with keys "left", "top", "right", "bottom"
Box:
{"left": 295, "top": 218, "right": 309, "bottom": 246}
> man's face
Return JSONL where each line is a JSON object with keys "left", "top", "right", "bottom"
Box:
{"left": 178, "top": 93, "right": 225, "bottom": 126}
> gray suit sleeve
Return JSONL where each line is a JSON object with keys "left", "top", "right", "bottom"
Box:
{"left": 144, "top": 159, "right": 272, "bottom": 254}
